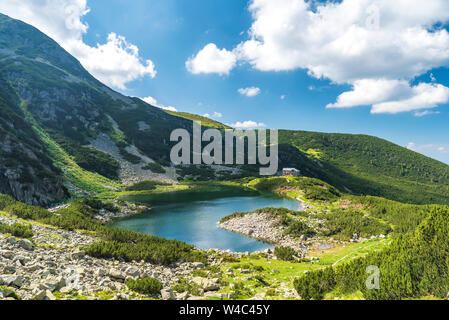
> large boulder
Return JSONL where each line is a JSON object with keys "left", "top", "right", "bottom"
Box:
{"left": 161, "top": 288, "right": 175, "bottom": 300}
{"left": 191, "top": 277, "right": 220, "bottom": 291}
{"left": 34, "top": 289, "right": 56, "bottom": 300}
{"left": 108, "top": 268, "right": 126, "bottom": 281}
{"left": 18, "top": 239, "right": 34, "bottom": 251}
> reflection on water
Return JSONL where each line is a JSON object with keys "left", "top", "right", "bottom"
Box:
{"left": 112, "top": 192, "right": 301, "bottom": 252}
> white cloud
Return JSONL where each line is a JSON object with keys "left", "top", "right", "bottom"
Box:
{"left": 0, "top": 0, "right": 156, "bottom": 89}
{"left": 238, "top": 87, "right": 261, "bottom": 97}
{"left": 407, "top": 142, "right": 417, "bottom": 151}
{"left": 203, "top": 112, "right": 222, "bottom": 119}
{"left": 203, "top": 112, "right": 223, "bottom": 119}
{"left": 327, "top": 80, "right": 449, "bottom": 113}
{"left": 414, "top": 110, "right": 441, "bottom": 117}
{"left": 407, "top": 142, "right": 449, "bottom": 154}
{"left": 371, "top": 83, "right": 449, "bottom": 114}
{"left": 281, "top": 95, "right": 286, "bottom": 100}
{"left": 430, "top": 73, "right": 437, "bottom": 82}
{"left": 141, "top": 96, "right": 177, "bottom": 112}
{"left": 231, "top": 120, "right": 266, "bottom": 129}
{"left": 186, "top": 43, "right": 236, "bottom": 75}
{"left": 189, "top": 0, "right": 449, "bottom": 114}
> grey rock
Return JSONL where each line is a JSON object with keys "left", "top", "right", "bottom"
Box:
{"left": 161, "top": 288, "right": 175, "bottom": 300}
{"left": 125, "top": 266, "right": 140, "bottom": 278}
{"left": 18, "top": 239, "right": 34, "bottom": 251}
{"left": 34, "top": 289, "right": 56, "bottom": 301}
{"left": 109, "top": 268, "right": 126, "bottom": 280}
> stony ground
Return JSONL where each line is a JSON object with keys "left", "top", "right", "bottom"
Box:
{"left": 0, "top": 214, "right": 230, "bottom": 300}
{"left": 218, "top": 212, "right": 307, "bottom": 256}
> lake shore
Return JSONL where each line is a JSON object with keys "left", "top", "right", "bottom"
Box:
{"left": 218, "top": 211, "right": 308, "bottom": 257}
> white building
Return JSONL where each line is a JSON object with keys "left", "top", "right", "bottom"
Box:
{"left": 282, "top": 168, "right": 300, "bottom": 177}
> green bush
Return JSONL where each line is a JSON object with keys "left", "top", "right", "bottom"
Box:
{"left": 125, "top": 180, "right": 171, "bottom": 192}
{"left": 50, "top": 132, "right": 120, "bottom": 180}
{"left": 81, "top": 198, "right": 119, "bottom": 213}
{"left": 125, "top": 277, "right": 163, "bottom": 296}
{"left": 293, "top": 206, "right": 449, "bottom": 300}
{"left": 0, "top": 223, "right": 33, "bottom": 238}
{"left": 294, "top": 267, "right": 335, "bottom": 300}
{"left": 0, "top": 194, "right": 17, "bottom": 210}
{"left": 142, "top": 162, "right": 166, "bottom": 174}
{"left": 274, "top": 246, "right": 296, "bottom": 261}
{"left": 285, "top": 220, "right": 316, "bottom": 238}
{"left": 4, "top": 203, "right": 52, "bottom": 220}
{"left": 172, "top": 278, "right": 202, "bottom": 296}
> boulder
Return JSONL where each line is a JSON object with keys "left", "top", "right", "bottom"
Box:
{"left": 0, "top": 287, "right": 17, "bottom": 299}
{"left": 125, "top": 266, "right": 140, "bottom": 278}
{"left": 0, "top": 250, "right": 14, "bottom": 259}
{"left": 161, "top": 288, "right": 175, "bottom": 300}
{"left": 42, "top": 276, "right": 66, "bottom": 292}
{"left": 192, "top": 262, "right": 205, "bottom": 269}
{"left": 177, "top": 292, "right": 189, "bottom": 300}
{"left": 108, "top": 268, "right": 126, "bottom": 281}
{"left": 18, "top": 239, "right": 34, "bottom": 251}
{"left": 70, "top": 249, "right": 85, "bottom": 259}
{"left": 34, "top": 289, "right": 56, "bottom": 301}
{"left": 3, "top": 275, "right": 24, "bottom": 288}
{"left": 5, "top": 236, "right": 16, "bottom": 245}
{"left": 191, "top": 277, "right": 220, "bottom": 291}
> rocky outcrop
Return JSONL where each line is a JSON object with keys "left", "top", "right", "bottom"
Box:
{"left": 219, "top": 212, "right": 307, "bottom": 255}
{"left": 0, "top": 135, "right": 68, "bottom": 207}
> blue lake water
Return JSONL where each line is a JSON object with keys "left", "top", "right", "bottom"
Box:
{"left": 111, "top": 193, "right": 301, "bottom": 252}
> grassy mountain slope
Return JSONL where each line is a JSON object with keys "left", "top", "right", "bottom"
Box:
{"left": 166, "top": 111, "right": 232, "bottom": 129}
{"left": 279, "top": 131, "right": 449, "bottom": 204}
{"left": 0, "top": 13, "right": 196, "bottom": 200}
{"left": 0, "top": 13, "right": 448, "bottom": 206}
{"left": 0, "top": 77, "right": 67, "bottom": 205}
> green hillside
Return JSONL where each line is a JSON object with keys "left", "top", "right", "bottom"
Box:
{"left": 279, "top": 131, "right": 449, "bottom": 204}
{"left": 166, "top": 111, "right": 232, "bottom": 129}
{"left": 0, "top": 12, "right": 448, "bottom": 206}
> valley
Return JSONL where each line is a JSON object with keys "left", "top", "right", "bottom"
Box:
{"left": 0, "top": 12, "right": 449, "bottom": 301}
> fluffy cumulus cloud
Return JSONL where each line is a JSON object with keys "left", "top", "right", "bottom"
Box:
{"left": 231, "top": 120, "right": 266, "bottom": 129}
{"left": 327, "top": 80, "right": 449, "bottom": 114}
{"left": 238, "top": 87, "right": 261, "bottom": 97}
{"left": 141, "top": 96, "right": 177, "bottom": 112}
{"left": 189, "top": 0, "right": 449, "bottom": 114}
{"left": 186, "top": 43, "right": 236, "bottom": 75}
{"left": 0, "top": 0, "right": 156, "bottom": 89}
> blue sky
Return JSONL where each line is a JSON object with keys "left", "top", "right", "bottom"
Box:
{"left": 1, "top": 0, "right": 449, "bottom": 164}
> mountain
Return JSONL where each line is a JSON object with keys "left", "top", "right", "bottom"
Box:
{"left": 0, "top": 13, "right": 448, "bottom": 206}
{"left": 278, "top": 131, "right": 449, "bottom": 204}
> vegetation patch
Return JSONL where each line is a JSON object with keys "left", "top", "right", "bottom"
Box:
{"left": 125, "top": 277, "right": 163, "bottom": 297}
{"left": 274, "top": 246, "right": 296, "bottom": 261}
{"left": 125, "top": 180, "right": 170, "bottom": 192}
{"left": 0, "top": 222, "right": 33, "bottom": 238}
{"left": 141, "top": 162, "right": 166, "bottom": 173}
{"left": 293, "top": 206, "right": 449, "bottom": 300}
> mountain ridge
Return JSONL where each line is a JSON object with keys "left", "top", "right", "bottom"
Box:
{"left": 0, "top": 13, "right": 448, "bottom": 206}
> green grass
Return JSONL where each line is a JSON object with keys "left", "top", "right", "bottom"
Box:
{"left": 19, "top": 101, "right": 121, "bottom": 194}
{"left": 166, "top": 111, "right": 231, "bottom": 129}
{"left": 208, "top": 238, "right": 389, "bottom": 300}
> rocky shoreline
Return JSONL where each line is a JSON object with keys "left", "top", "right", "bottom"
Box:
{"left": 0, "top": 214, "right": 236, "bottom": 300}
{"left": 218, "top": 212, "right": 308, "bottom": 257}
